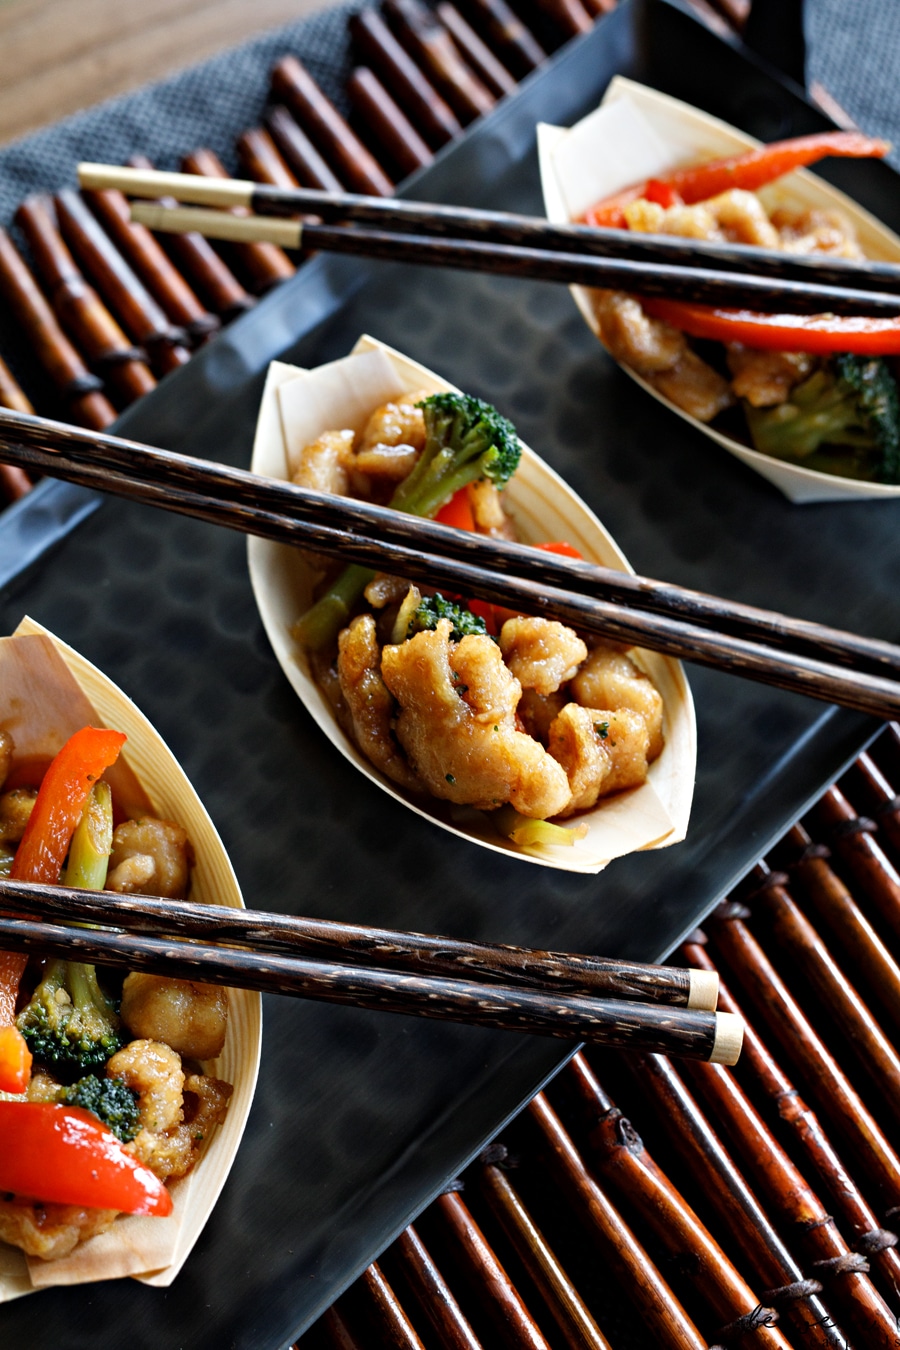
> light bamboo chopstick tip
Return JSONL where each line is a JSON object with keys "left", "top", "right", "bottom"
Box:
{"left": 686, "top": 967, "right": 718, "bottom": 1012}
{"left": 77, "top": 161, "right": 258, "bottom": 209}
{"left": 709, "top": 1011, "right": 743, "bottom": 1066}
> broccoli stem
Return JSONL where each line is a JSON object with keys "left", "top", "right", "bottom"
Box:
{"left": 63, "top": 781, "right": 113, "bottom": 890}
{"left": 293, "top": 392, "right": 521, "bottom": 654}
{"left": 293, "top": 563, "right": 376, "bottom": 652}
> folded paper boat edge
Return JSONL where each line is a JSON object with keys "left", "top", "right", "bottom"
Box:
{"left": 247, "top": 334, "right": 697, "bottom": 876}
{"left": 0, "top": 618, "right": 262, "bottom": 1299}
{"left": 538, "top": 77, "right": 900, "bottom": 505}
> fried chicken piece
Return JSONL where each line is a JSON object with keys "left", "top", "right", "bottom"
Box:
{"left": 107, "top": 1039, "right": 184, "bottom": 1133}
{"left": 725, "top": 345, "right": 817, "bottom": 408}
{"left": 468, "top": 479, "right": 517, "bottom": 539}
{"left": 337, "top": 613, "right": 419, "bottom": 790}
{"left": 358, "top": 391, "right": 427, "bottom": 454}
{"left": 706, "top": 189, "right": 780, "bottom": 248}
{"left": 589, "top": 290, "right": 686, "bottom": 375}
{"left": 108, "top": 1039, "right": 231, "bottom": 1184}
{"left": 0, "top": 1199, "right": 118, "bottom": 1261}
{"left": 380, "top": 620, "right": 571, "bottom": 817}
{"left": 546, "top": 704, "right": 613, "bottom": 816}
{"left": 624, "top": 198, "right": 720, "bottom": 240}
{"left": 107, "top": 818, "right": 193, "bottom": 899}
{"left": 570, "top": 646, "right": 664, "bottom": 762}
{"left": 291, "top": 428, "right": 355, "bottom": 495}
{"left": 0, "top": 787, "right": 36, "bottom": 846}
{"left": 517, "top": 687, "right": 568, "bottom": 745}
{"left": 499, "top": 617, "right": 588, "bottom": 697}
{"left": 650, "top": 348, "right": 735, "bottom": 423}
{"left": 772, "top": 207, "right": 864, "bottom": 258}
{"left": 121, "top": 974, "right": 228, "bottom": 1061}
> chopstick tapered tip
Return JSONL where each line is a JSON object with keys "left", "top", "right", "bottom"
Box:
{"left": 686, "top": 967, "right": 718, "bottom": 1012}
{"left": 708, "top": 1011, "right": 743, "bottom": 1066}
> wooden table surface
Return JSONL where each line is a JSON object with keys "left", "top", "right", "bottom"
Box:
{"left": 0, "top": 0, "right": 341, "bottom": 146}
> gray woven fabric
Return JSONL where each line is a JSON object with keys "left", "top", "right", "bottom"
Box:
{"left": 806, "top": 0, "right": 900, "bottom": 164}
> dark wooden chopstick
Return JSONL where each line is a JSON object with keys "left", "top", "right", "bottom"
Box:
{"left": 0, "top": 897, "right": 739, "bottom": 1066}
{"left": 3, "top": 406, "right": 900, "bottom": 718}
{"left": 79, "top": 163, "right": 900, "bottom": 291}
{"left": 126, "top": 201, "right": 900, "bottom": 318}
{"left": 0, "top": 877, "right": 715, "bottom": 1009}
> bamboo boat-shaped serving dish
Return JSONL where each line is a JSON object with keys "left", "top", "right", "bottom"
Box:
{"left": 538, "top": 76, "right": 900, "bottom": 505}
{"left": 0, "top": 619, "right": 262, "bottom": 1301}
{"left": 247, "top": 335, "right": 696, "bottom": 874}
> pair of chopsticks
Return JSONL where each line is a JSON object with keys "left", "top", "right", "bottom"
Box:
{"left": 77, "top": 162, "right": 900, "bottom": 317}
{"left": 0, "top": 877, "right": 740, "bottom": 1064}
{"left": 3, "top": 405, "right": 900, "bottom": 718}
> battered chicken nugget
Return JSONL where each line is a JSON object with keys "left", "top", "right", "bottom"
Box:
{"left": 380, "top": 620, "right": 571, "bottom": 818}
{"left": 337, "top": 613, "right": 419, "bottom": 790}
{"left": 546, "top": 704, "right": 613, "bottom": 817}
{"left": 570, "top": 647, "right": 665, "bottom": 762}
{"left": 499, "top": 617, "right": 588, "bottom": 697}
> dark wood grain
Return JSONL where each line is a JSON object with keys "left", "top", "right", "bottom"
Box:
{"left": 347, "top": 68, "right": 434, "bottom": 178}
{"left": 181, "top": 147, "right": 295, "bottom": 292}
{"left": 566, "top": 1053, "right": 792, "bottom": 1348}
{"left": 479, "top": 1159, "right": 613, "bottom": 1350}
{"left": 125, "top": 155, "right": 256, "bottom": 319}
{"left": 705, "top": 907, "right": 900, "bottom": 1209}
{"left": 0, "top": 228, "right": 117, "bottom": 428}
{"left": 619, "top": 1052, "right": 848, "bottom": 1349}
{"left": 15, "top": 194, "right": 157, "bottom": 403}
{"left": 383, "top": 0, "right": 496, "bottom": 126}
{"left": 0, "top": 909, "right": 730, "bottom": 1059}
{"left": 432, "top": 1189, "right": 553, "bottom": 1350}
{"left": 682, "top": 939, "right": 900, "bottom": 1311}
{"left": 0, "top": 875, "right": 698, "bottom": 1006}
{"left": 389, "top": 1223, "right": 484, "bottom": 1350}
{"left": 82, "top": 185, "right": 221, "bottom": 342}
{"left": 435, "top": 3, "right": 518, "bottom": 98}
{"left": 526, "top": 1093, "right": 708, "bottom": 1349}
{"left": 265, "top": 106, "right": 347, "bottom": 192}
{"left": 4, "top": 405, "right": 900, "bottom": 719}
{"left": 53, "top": 187, "right": 192, "bottom": 370}
{"left": 349, "top": 8, "right": 463, "bottom": 149}
{"left": 270, "top": 55, "right": 395, "bottom": 196}
{"left": 452, "top": 0, "right": 546, "bottom": 76}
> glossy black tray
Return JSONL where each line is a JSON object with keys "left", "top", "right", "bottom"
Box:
{"left": 1, "top": 2, "right": 897, "bottom": 1345}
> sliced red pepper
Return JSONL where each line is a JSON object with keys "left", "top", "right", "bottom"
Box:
{"left": 10, "top": 726, "right": 126, "bottom": 886}
{"left": 534, "top": 540, "right": 584, "bottom": 560}
{"left": 584, "top": 130, "right": 889, "bottom": 223}
{"left": 0, "top": 1025, "right": 31, "bottom": 1094}
{"left": 0, "top": 1102, "right": 172, "bottom": 1215}
{"left": 435, "top": 486, "right": 476, "bottom": 532}
{"left": 642, "top": 296, "right": 900, "bottom": 355}
{"left": 467, "top": 599, "right": 498, "bottom": 634}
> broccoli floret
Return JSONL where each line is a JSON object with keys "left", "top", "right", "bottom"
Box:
{"left": 16, "top": 959, "right": 125, "bottom": 1076}
{"left": 744, "top": 353, "right": 900, "bottom": 483}
{"left": 294, "top": 392, "right": 522, "bottom": 651}
{"left": 59, "top": 1074, "right": 140, "bottom": 1142}
{"left": 390, "top": 392, "right": 521, "bottom": 516}
{"left": 408, "top": 593, "right": 489, "bottom": 643}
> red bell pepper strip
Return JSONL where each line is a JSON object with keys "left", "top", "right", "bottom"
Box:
{"left": 0, "top": 726, "right": 127, "bottom": 1049}
{"left": 584, "top": 131, "right": 889, "bottom": 226}
{"left": 534, "top": 540, "right": 584, "bottom": 560}
{"left": 435, "top": 486, "right": 476, "bottom": 532}
{"left": 642, "top": 296, "right": 900, "bottom": 356}
{"left": 0, "top": 1025, "right": 31, "bottom": 1094}
{"left": 0, "top": 1102, "right": 172, "bottom": 1215}
{"left": 10, "top": 725, "right": 126, "bottom": 886}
